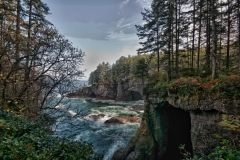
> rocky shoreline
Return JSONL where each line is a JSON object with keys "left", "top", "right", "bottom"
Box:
{"left": 86, "top": 114, "right": 142, "bottom": 124}
{"left": 68, "top": 80, "right": 144, "bottom": 101}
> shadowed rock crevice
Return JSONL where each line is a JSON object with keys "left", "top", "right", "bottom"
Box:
{"left": 112, "top": 102, "right": 193, "bottom": 160}
{"left": 112, "top": 95, "right": 240, "bottom": 160}
{"left": 158, "top": 105, "right": 192, "bottom": 160}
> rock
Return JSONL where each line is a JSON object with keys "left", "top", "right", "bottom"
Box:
{"left": 105, "top": 116, "right": 141, "bottom": 124}
{"left": 116, "top": 80, "right": 143, "bottom": 101}
{"left": 91, "top": 84, "right": 117, "bottom": 100}
{"left": 112, "top": 148, "right": 126, "bottom": 160}
{"left": 125, "top": 152, "right": 135, "bottom": 160}
{"left": 70, "top": 80, "right": 144, "bottom": 101}
{"left": 131, "top": 105, "right": 144, "bottom": 110}
{"left": 113, "top": 97, "right": 240, "bottom": 160}
{"left": 89, "top": 114, "right": 105, "bottom": 120}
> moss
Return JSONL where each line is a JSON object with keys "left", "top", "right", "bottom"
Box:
{"left": 211, "top": 133, "right": 223, "bottom": 140}
{"left": 130, "top": 124, "right": 148, "bottom": 144}
{"left": 219, "top": 114, "right": 240, "bottom": 132}
{"left": 146, "top": 75, "right": 240, "bottom": 104}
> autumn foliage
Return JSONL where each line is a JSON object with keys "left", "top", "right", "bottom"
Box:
{"left": 145, "top": 74, "right": 240, "bottom": 101}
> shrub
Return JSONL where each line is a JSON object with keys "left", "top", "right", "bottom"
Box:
{"left": 146, "top": 74, "right": 240, "bottom": 102}
{"left": 179, "top": 140, "right": 240, "bottom": 160}
{"left": 208, "top": 140, "right": 240, "bottom": 160}
{"left": 0, "top": 110, "right": 103, "bottom": 160}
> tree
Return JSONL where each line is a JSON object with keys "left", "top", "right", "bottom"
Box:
{"left": 88, "top": 71, "right": 96, "bottom": 85}
{"left": 134, "top": 56, "right": 149, "bottom": 85}
{"left": 0, "top": 1, "right": 85, "bottom": 116}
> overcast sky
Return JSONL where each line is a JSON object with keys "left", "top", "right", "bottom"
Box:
{"left": 42, "top": 0, "right": 152, "bottom": 80}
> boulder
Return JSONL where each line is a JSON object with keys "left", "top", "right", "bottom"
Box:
{"left": 89, "top": 114, "right": 105, "bottom": 120}
{"left": 131, "top": 105, "right": 144, "bottom": 111}
{"left": 105, "top": 116, "right": 141, "bottom": 124}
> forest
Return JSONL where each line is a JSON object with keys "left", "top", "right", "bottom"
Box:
{"left": 0, "top": 0, "right": 84, "bottom": 115}
{"left": 136, "top": 0, "right": 240, "bottom": 81}
{"left": 89, "top": 0, "right": 240, "bottom": 87}
{"left": 88, "top": 1, "right": 240, "bottom": 158}
{"left": 0, "top": 0, "right": 104, "bottom": 159}
{"left": 1, "top": 0, "right": 240, "bottom": 159}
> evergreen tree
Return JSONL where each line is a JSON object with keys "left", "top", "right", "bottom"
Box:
{"left": 134, "top": 56, "right": 149, "bottom": 85}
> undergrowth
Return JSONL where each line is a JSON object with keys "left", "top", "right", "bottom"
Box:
{"left": 0, "top": 110, "right": 103, "bottom": 160}
{"left": 145, "top": 74, "right": 240, "bottom": 102}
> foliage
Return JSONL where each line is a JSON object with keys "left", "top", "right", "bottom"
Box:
{"left": 136, "top": 0, "right": 240, "bottom": 81}
{"left": 144, "top": 74, "right": 240, "bottom": 102}
{"left": 179, "top": 140, "right": 240, "bottom": 160}
{"left": 208, "top": 140, "right": 240, "bottom": 160}
{"left": 0, "top": 110, "right": 103, "bottom": 160}
{"left": 0, "top": 0, "right": 85, "bottom": 118}
{"left": 219, "top": 114, "right": 240, "bottom": 133}
{"left": 88, "top": 54, "right": 152, "bottom": 85}
{"left": 179, "top": 144, "right": 193, "bottom": 160}
{"left": 134, "top": 57, "right": 149, "bottom": 84}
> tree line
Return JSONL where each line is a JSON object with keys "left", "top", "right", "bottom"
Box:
{"left": 88, "top": 55, "right": 151, "bottom": 86}
{"left": 136, "top": 0, "right": 240, "bottom": 81}
{"left": 0, "top": 0, "right": 84, "bottom": 117}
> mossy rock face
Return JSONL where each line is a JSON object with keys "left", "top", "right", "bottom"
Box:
{"left": 113, "top": 87, "right": 240, "bottom": 160}
{"left": 219, "top": 114, "right": 240, "bottom": 133}
{"left": 127, "top": 105, "right": 157, "bottom": 160}
{"left": 190, "top": 111, "right": 240, "bottom": 158}
{"left": 130, "top": 121, "right": 147, "bottom": 144}
{"left": 134, "top": 132, "right": 155, "bottom": 160}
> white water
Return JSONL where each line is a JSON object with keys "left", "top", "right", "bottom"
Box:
{"left": 47, "top": 98, "right": 143, "bottom": 160}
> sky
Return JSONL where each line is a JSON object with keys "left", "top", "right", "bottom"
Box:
{"left": 41, "top": 0, "right": 152, "bottom": 80}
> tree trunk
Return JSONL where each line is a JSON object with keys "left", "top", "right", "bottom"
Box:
{"left": 157, "top": 28, "right": 160, "bottom": 73}
{"left": 211, "top": 0, "right": 217, "bottom": 80}
{"left": 197, "top": 0, "right": 203, "bottom": 69}
{"left": 167, "top": 0, "right": 173, "bottom": 82}
{"left": 226, "top": 0, "right": 231, "bottom": 69}
{"left": 191, "top": 0, "right": 196, "bottom": 69}
{"left": 175, "top": 0, "right": 179, "bottom": 76}
{"left": 206, "top": 0, "right": 211, "bottom": 70}
{"left": 238, "top": 0, "right": 240, "bottom": 72}
{"left": 15, "top": 0, "right": 21, "bottom": 65}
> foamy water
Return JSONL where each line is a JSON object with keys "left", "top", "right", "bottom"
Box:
{"left": 47, "top": 98, "right": 143, "bottom": 160}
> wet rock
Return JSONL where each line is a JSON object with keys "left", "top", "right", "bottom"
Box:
{"left": 125, "top": 152, "right": 135, "bottom": 160}
{"left": 131, "top": 105, "right": 144, "bottom": 111}
{"left": 89, "top": 114, "right": 105, "bottom": 120}
{"left": 113, "top": 97, "right": 240, "bottom": 160}
{"left": 105, "top": 116, "right": 141, "bottom": 124}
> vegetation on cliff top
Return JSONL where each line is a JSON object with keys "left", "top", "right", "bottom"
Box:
{"left": 145, "top": 74, "right": 240, "bottom": 102}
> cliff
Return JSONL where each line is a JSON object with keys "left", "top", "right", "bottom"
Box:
{"left": 71, "top": 80, "right": 143, "bottom": 101}
{"left": 112, "top": 76, "right": 240, "bottom": 160}
{"left": 113, "top": 96, "right": 240, "bottom": 159}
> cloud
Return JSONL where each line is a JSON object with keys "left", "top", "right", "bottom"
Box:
{"left": 84, "top": 37, "right": 140, "bottom": 79}
{"left": 45, "top": 0, "right": 145, "bottom": 40}
{"left": 136, "top": 0, "right": 151, "bottom": 8}
{"left": 46, "top": 0, "right": 143, "bottom": 24}
{"left": 42, "top": 0, "right": 153, "bottom": 80}
{"left": 120, "top": 0, "right": 130, "bottom": 8}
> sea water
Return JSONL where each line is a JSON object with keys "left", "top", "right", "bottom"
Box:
{"left": 45, "top": 97, "right": 143, "bottom": 160}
